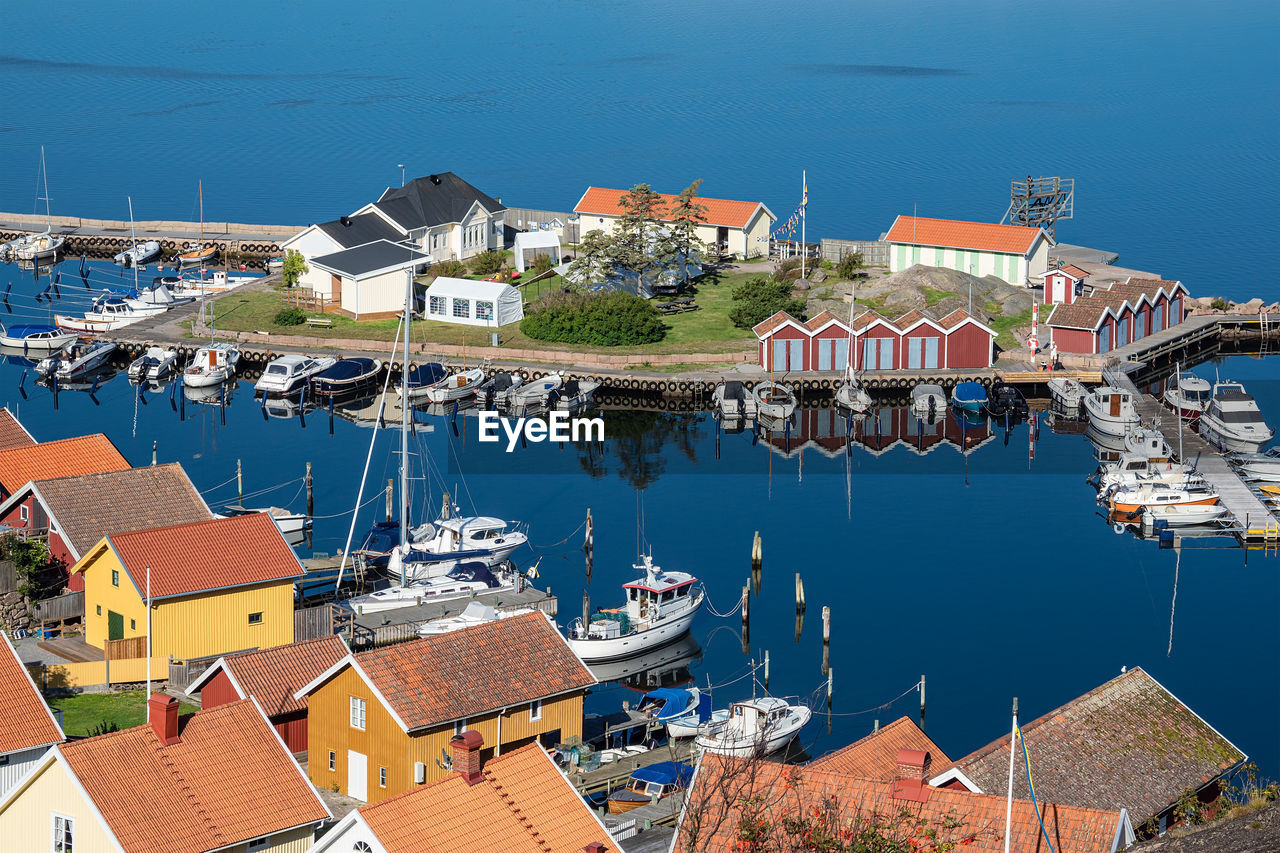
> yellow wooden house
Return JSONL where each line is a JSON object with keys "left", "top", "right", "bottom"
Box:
{"left": 295, "top": 611, "right": 596, "bottom": 803}
{"left": 73, "top": 513, "right": 303, "bottom": 660}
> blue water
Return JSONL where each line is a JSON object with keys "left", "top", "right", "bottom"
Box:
{"left": 2, "top": 0, "right": 1278, "bottom": 302}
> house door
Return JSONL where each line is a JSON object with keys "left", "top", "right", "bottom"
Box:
{"left": 716, "top": 226, "right": 729, "bottom": 254}
{"left": 770, "top": 339, "right": 787, "bottom": 371}
{"left": 833, "top": 339, "right": 849, "bottom": 370}
{"left": 788, "top": 339, "right": 804, "bottom": 372}
{"left": 908, "top": 338, "right": 923, "bottom": 369}
{"left": 330, "top": 274, "right": 342, "bottom": 306}
{"left": 347, "top": 750, "right": 368, "bottom": 800}
{"left": 817, "top": 339, "right": 833, "bottom": 371}
{"left": 1052, "top": 278, "right": 1065, "bottom": 303}
{"left": 1118, "top": 318, "right": 1129, "bottom": 346}
{"left": 923, "top": 337, "right": 940, "bottom": 368}
{"left": 107, "top": 611, "right": 124, "bottom": 641}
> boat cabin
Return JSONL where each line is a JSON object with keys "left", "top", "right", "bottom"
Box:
{"left": 261, "top": 355, "right": 322, "bottom": 387}
{"left": 194, "top": 345, "right": 235, "bottom": 370}
{"left": 89, "top": 295, "right": 138, "bottom": 318}
{"left": 423, "top": 516, "right": 513, "bottom": 550}
{"left": 621, "top": 561, "right": 697, "bottom": 624}
{"left": 1093, "top": 388, "right": 1134, "bottom": 419}
{"left": 730, "top": 697, "right": 791, "bottom": 733}
{"left": 608, "top": 761, "right": 694, "bottom": 813}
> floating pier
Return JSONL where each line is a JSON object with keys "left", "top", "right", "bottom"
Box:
{"left": 0, "top": 210, "right": 296, "bottom": 261}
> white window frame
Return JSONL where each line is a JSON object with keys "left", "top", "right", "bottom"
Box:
{"left": 19, "top": 504, "right": 28, "bottom": 523}
{"left": 379, "top": 766, "right": 387, "bottom": 788}
{"left": 453, "top": 719, "right": 467, "bottom": 736}
{"left": 51, "top": 813, "right": 74, "bottom": 853}
{"left": 452, "top": 298, "right": 471, "bottom": 319}
{"left": 476, "top": 300, "right": 494, "bottom": 321}
{"left": 529, "top": 699, "right": 542, "bottom": 722}
{"left": 350, "top": 697, "right": 366, "bottom": 730}
{"left": 247, "top": 838, "right": 269, "bottom": 852}
{"left": 327, "top": 750, "right": 336, "bottom": 771}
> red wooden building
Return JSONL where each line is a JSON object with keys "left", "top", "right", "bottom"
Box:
{"left": 1043, "top": 264, "right": 1088, "bottom": 305}
{"left": 1045, "top": 278, "right": 1188, "bottom": 354}
{"left": 186, "top": 634, "right": 350, "bottom": 753}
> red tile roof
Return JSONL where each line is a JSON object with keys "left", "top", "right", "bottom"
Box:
{"left": 575, "top": 186, "right": 768, "bottom": 229}
{"left": 357, "top": 742, "right": 613, "bottom": 852}
{"left": 0, "top": 434, "right": 129, "bottom": 494}
{"left": 678, "top": 754, "right": 1126, "bottom": 853}
{"left": 350, "top": 612, "right": 595, "bottom": 730}
{"left": 751, "top": 310, "right": 801, "bottom": 337}
{"left": 1056, "top": 264, "right": 1089, "bottom": 279}
{"left": 194, "top": 636, "right": 349, "bottom": 717}
{"left": 804, "top": 310, "right": 842, "bottom": 331}
{"left": 0, "top": 408, "right": 35, "bottom": 451}
{"left": 59, "top": 699, "right": 329, "bottom": 853}
{"left": 811, "top": 716, "right": 950, "bottom": 780}
{"left": 95, "top": 513, "right": 304, "bottom": 599}
{"left": 886, "top": 216, "right": 1046, "bottom": 255}
{"left": 1047, "top": 279, "right": 1185, "bottom": 332}
{"left": 0, "top": 631, "right": 63, "bottom": 755}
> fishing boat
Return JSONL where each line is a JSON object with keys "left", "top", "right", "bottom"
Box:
{"left": 0, "top": 324, "right": 76, "bottom": 353}
{"left": 396, "top": 362, "right": 448, "bottom": 401}
{"left": 1124, "top": 426, "right": 1173, "bottom": 462}
{"left": 477, "top": 371, "right": 523, "bottom": 408}
{"left": 1082, "top": 386, "right": 1140, "bottom": 437}
{"left": 1197, "top": 381, "right": 1274, "bottom": 454}
{"left": 911, "top": 383, "right": 946, "bottom": 417}
{"left": 1140, "top": 504, "right": 1230, "bottom": 528}
{"left": 35, "top": 340, "right": 117, "bottom": 380}
{"left": 183, "top": 343, "right": 240, "bottom": 387}
{"left": 113, "top": 240, "right": 161, "bottom": 267}
{"left": 341, "top": 560, "right": 517, "bottom": 614}
{"left": 127, "top": 346, "right": 179, "bottom": 382}
{"left": 1108, "top": 483, "right": 1219, "bottom": 516}
{"left": 410, "top": 511, "right": 528, "bottom": 566}
{"left": 694, "top": 697, "right": 812, "bottom": 757}
{"left": 222, "top": 505, "right": 309, "bottom": 540}
{"left": 1162, "top": 372, "right": 1212, "bottom": 418}
{"left": 951, "top": 381, "right": 988, "bottom": 412}
{"left": 550, "top": 377, "right": 600, "bottom": 412}
{"left": 310, "top": 357, "right": 383, "bottom": 399}
{"left": 751, "top": 381, "right": 796, "bottom": 420}
{"left": 176, "top": 180, "right": 219, "bottom": 268}
{"left": 565, "top": 554, "right": 704, "bottom": 663}
{"left": 424, "top": 366, "right": 484, "bottom": 403}
{"left": 606, "top": 762, "right": 694, "bottom": 815}
{"left": 416, "top": 601, "right": 538, "bottom": 636}
{"left": 1047, "top": 376, "right": 1088, "bottom": 411}
{"left": 508, "top": 372, "right": 563, "bottom": 408}
{"left": 254, "top": 354, "right": 337, "bottom": 395}
{"left": 713, "top": 380, "right": 754, "bottom": 420}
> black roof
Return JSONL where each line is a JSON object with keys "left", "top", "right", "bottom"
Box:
{"left": 374, "top": 172, "right": 505, "bottom": 231}
{"left": 310, "top": 240, "right": 430, "bottom": 278}
{"left": 317, "top": 212, "right": 406, "bottom": 249}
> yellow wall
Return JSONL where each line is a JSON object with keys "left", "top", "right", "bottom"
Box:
{"left": 30, "top": 657, "right": 173, "bottom": 690}
{"left": 0, "top": 757, "right": 118, "bottom": 853}
{"left": 245, "top": 824, "right": 314, "bottom": 852}
{"left": 78, "top": 544, "right": 294, "bottom": 660}
{"left": 307, "top": 665, "right": 584, "bottom": 803}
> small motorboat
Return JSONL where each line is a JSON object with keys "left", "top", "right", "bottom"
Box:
{"left": 911, "top": 383, "right": 946, "bottom": 417}
{"left": 606, "top": 762, "right": 694, "bottom": 815}
{"left": 751, "top": 381, "right": 797, "bottom": 420}
{"left": 694, "top": 697, "right": 812, "bottom": 757}
{"left": 183, "top": 343, "right": 240, "bottom": 387}
{"left": 566, "top": 554, "right": 704, "bottom": 663}
{"left": 254, "top": 354, "right": 337, "bottom": 395}
{"left": 123, "top": 279, "right": 196, "bottom": 307}
{"left": 1198, "top": 381, "right": 1274, "bottom": 454}
{"left": 113, "top": 240, "right": 161, "bottom": 267}
{"left": 986, "top": 384, "right": 1029, "bottom": 418}
{"left": 834, "top": 375, "right": 872, "bottom": 414}
{"left": 57, "top": 292, "right": 168, "bottom": 333}
{"left": 1162, "top": 372, "right": 1212, "bottom": 419}
{"left": 1229, "top": 449, "right": 1280, "bottom": 479}
{"left": 635, "top": 687, "right": 702, "bottom": 725}
{"left": 477, "top": 371, "right": 523, "bottom": 408}
{"left": 1124, "top": 426, "right": 1173, "bottom": 462}
{"left": 667, "top": 708, "right": 730, "bottom": 740}
{"left": 1047, "top": 376, "right": 1088, "bottom": 411}
{"left": 424, "top": 366, "right": 485, "bottom": 403}
{"left": 1141, "top": 503, "right": 1230, "bottom": 528}
{"left": 396, "top": 362, "right": 448, "bottom": 401}
{"left": 550, "top": 377, "right": 600, "bottom": 412}
{"left": 416, "top": 601, "right": 538, "bottom": 636}
{"left": 1082, "top": 386, "right": 1141, "bottom": 437}
{"left": 168, "top": 270, "right": 255, "bottom": 298}
{"left": 176, "top": 243, "right": 218, "bottom": 268}
{"left": 713, "top": 380, "right": 753, "bottom": 420}
{"left": 509, "top": 372, "right": 563, "bottom": 409}
{"left": 222, "top": 504, "right": 309, "bottom": 539}
{"left": 35, "top": 340, "right": 117, "bottom": 380}
{"left": 310, "top": 357, "right": 383, "bottom": 399}
{"left": 951, "top": 381, "right": 988, "bottom": 412}
{"left": 127, "top": 346, "right": 179, "bottom": 382}
{"left": 1095, "top": 453, "right": 1199, "bottom": 491}
{"left": 0, "top": 324, "right": 77, "bottom": 353}
{"left": 265, "top": 256, "right": 284, "bottom": 273}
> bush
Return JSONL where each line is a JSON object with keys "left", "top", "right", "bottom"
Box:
{"left": 836, "top": 251, "right": 865, "bottom": 280}
{"left": 274, "top": 307, "right": 306, "bottom": 326}
{"left": 532, "top": 253, "right": 554, "bottom": 275}
{"left": 728, "top": 275, "right": 807, "bottom": 329}
{"left": 470, "top": 250, "right": 504, "bottom": 275}
{"left": 521, "top": 291, "right": 666, "bottom": 346}
{"left": 428, "top": 260, "right": 466, "bottom": 279}
{"left": 1209, "top": 297, "right": 1230, "bottom": 311}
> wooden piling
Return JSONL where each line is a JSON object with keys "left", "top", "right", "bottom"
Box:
{"left": 795, "top": 573, "right": 805, "bottom": 611}
{"left": 821, "top": 605, "right": 831, "bottom": 675}
{"left": 151, "top": 441, "right": 157, "bottom": 466}
{"left": 920, "top": 673, "right": 927, "bottom": 731}
{"left": 751, "top": 531, "right": 762, "bottom": 595}
{"left": 584, "top": 509, "right": 594, "bottom": 579}
{"left": 236, "top": 458, "right": 243, "bottom": 505}
{"left": 305, "top": 462, "right": 314, "bottom": 518}
{"left": 740, "top": 582, "right": 750, "bottom": 654}
{"left": 763, "top": 649, "right": 770, "bottom": 694}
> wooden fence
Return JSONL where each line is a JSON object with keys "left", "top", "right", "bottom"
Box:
{"left": 104, "top": 636, "right": 148, "bottom": 660}
{"left": 28, "top": 656, "right": 172, "bottom": 690}
{"left": 32, "top": 592, "right": 84, "bottom": 623}
{"left": 294, "top": 604, "right": 339, "bottom": 641}
{"left": 281, "top": 289, "right": 340, "bottom": 314}
{"left": 0, "top": 560, "right": 15, "bottom": 594}
{"left": 820, "top": 239, "right": 889, "bottom": 266}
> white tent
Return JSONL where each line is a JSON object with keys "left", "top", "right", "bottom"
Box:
{"left": 513, "top": 231, "right": 562, "bottom": 273}
{"left": 424, "top": 277, "right": 524, "bottom": 327}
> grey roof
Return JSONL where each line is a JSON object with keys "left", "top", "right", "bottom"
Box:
{"left": 374, "top": 172, "right": 505, "bottom": 231}
{"left": 310, "top": 240, "right": 430, "bottom": 278}
{"left": 316, "top": 213, "right": 406, "bottom": 249}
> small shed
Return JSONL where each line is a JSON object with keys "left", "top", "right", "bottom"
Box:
{"left": 424, "top": 277, "right": 524, "bottom": 327}
{"left": 513, "top": 231, "right": 562, "bottom": 273}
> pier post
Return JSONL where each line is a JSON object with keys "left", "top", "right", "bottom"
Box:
{"left": 920, "top": 674, "right": 927, "bottom": 731}
{"left": 873, "top": 718, "right": 879, "bottom": 732}
{"left": 584, "top": 509, "right": 594, "bottom": 579}
{"left": 751, "top": 531, "right": 762, "bottom": 595}
{"left": 763, "top": 650, "right": 770, "bottom": 694}
{"left": 795, "top": 573, "right": 805, "bottom": 611}
{"left": 386, "top": 479, "right": 394, "bottom": 522}
{"left": 236, "top": 459, "right": 243, "bottom": 505}
{"left": 582, "top": 590, "right": 590, "bottom": 632}
{"left": 740, "top": 582, "right": 750, "bottom": 654}
{"left": 795, "top": 608, "right": 804, "bottom": 644}
{"left": 151, "top": 441, "right": 157, "bottom": 466}
{"left": 306, "top": 462, "right": 314, "bottom": 518}
{"left": 827, "top": 667, "right": 834, "bottom": 734}
{"left": 822, "top": 605, "right": 831, "bottom": 675}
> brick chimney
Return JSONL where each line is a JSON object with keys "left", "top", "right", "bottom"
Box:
{"left": 148, "top": 693, "right": 180, "bottom": 746}
{"left": 451, "top": 730, "right": 485, "bottom": 786}
{"left": 895, "top": 748, "right": 929, "bottom": 782}
{"left": 583, "top": 843, "right": 607, "bottom": 853}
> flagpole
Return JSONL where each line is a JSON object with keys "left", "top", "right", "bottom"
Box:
{"left": 145, "top": 563, "right": 152, "bottom": 697}
{"left": 1003, "top": 697, "right": 1018, "bottom": 853}
{"left": 801, "top": 170, "right": 807, "bottom": 280}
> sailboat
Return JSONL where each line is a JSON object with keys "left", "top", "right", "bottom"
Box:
{"left": 834, "top": 281, "right": 871, "bottom": 414}
{"left": 11, "top": 147, "right": 65, "bottom": 263}
{"left": 177, "top": 181, "right": 218, "bottom": 268}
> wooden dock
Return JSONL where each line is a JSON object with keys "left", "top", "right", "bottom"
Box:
{"left": 572, "top": 740, "right": 696, "bottom": 799}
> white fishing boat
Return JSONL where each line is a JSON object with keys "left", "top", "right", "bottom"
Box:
{"left": 509, "top": 372, "right": 563, "bottom": 408}
{"left": 1047, "top": 376, "right": 1088, "bottom": 411}
{"left": 565, "top": 554, "right": 704, "bottom": 663}
{"left": 1198, "top": 381, "right": 1274, "bottom": 454}
{"left": 0, "top": 324, "right": 76, "bottom": 352}
{"left": 551, "top": 377, "right": 600, "bottom": 412}
{"left": 424, "top": 366, "right": 485, "bottom": 403}
{"left": 113, "top": 240, "right": 161, "bottom": 267}
{"left": 183, "top": 343, "right": 239, "bottom": 387}
{"left": 35, "top": 340, "right": 117, "bottom": 380}
{"left": 1124, "top": 426, "right": 1173, "bottom": 462}
{"left": 911, "top": 383, "right": 946, "bottom": 416}
{"left": 410, "top": 511, "right": 528, "bottom": 566}
{"left": 254, "top": 354, "right": 337, "bottom": 395}
{"left": 713, "top": 380, "right": 755, "bottom": 420}
{"left": 1162, "top": 372, "right": 1212, "bottom": 418}
{"left": 127, "top": 346, "right": 179, "bottom": 382}
{"left": 1082, "top": 386, "right": 1141, "bottom": 437}
{"left": 1140, "top": 503, "right": 1230, "bottom": 528}
{"left": 477, "top": 371, "right": 523, "bottom": 407}
{"left": 752, "top": 381, "right": 797, "bottom": 420}
{"left": 416, "top": 601, "right": 538, "bottom": 636}
{"left": 693, "top": 697, "right": 812, "bottom": 757}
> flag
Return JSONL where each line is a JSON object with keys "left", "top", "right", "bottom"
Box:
{"left": 801, "top": 178, "right": 808, "bottom": 217}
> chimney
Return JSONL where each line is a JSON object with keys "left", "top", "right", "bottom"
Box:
{"left": 583, "top": 843, "right": 606, "bottom": 853}
{"left": 892, "top": 748, "right": 931, "bottom": 803}
{"left": 451, "top": 730, "right": 485, "bottom": 786}
{"left": 148, "top": 693, "right": 180, "bottom": 746}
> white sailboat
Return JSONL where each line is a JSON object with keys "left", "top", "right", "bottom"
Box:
{"left": 11, "top": 147, "right": 65, "bottom": 263}
{"left": 835, "top": 283, "right": 871, "bottom": 413}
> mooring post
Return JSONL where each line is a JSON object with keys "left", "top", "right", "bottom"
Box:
{"left": 305, "top": 461, "right": 314, "bottom": 518}
{"left": 151, "top": 441, "right": 157, "bottom": 466}
{"left": 822, "top": 605, "right": 831, "bottom": 675}
{"left": 584, "top": 508, "right": 594, "bottom": 579}
{"left": 763, "top": 649, "right": 770, "bottom": 694}
{"left": 386, "top": 479, "right": 394, "bottom": 522}
{"left": 582, "top": 589, "right": 590, "bottom": 631}
{"left": 873, "top": 718, "right": 880, "bottom": 732}
{"left": 795, "top": 573, "right": 805, "bottom": 611}
{"left": 740, "top": 582, "right": 750, "bottom": 654}
{"left": 920, "top": 673, "right": 927, "bottom": 731}
{"left": 751, "top": 531, "right": 762, "bottom": 595}
{"left": 236, "top": 458, "right": 243, "bottom": 505}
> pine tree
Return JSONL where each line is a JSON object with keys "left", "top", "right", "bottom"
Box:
{"left": 665, "top": 179, "right": 709, "bottom": 285}
{"left": 612, "top": 183, "right": 666, "bottom": 285}
{"left": 566, "top": 230, "right": 617, "bottom": 289}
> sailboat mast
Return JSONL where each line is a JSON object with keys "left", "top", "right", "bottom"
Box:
{"left": 399, "top": 266, "right": 412, "bottom": 584}
{"left": 198, "top": 180, "right": 204, "bottom": 245}
{"left": 128, "top": 197, "right": 139, "bottom": 292}
{"left": 39, "top": 146, "right": 52, "bottom": 230}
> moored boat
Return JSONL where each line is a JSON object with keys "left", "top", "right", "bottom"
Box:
{"left": 1162, "top": 372, "right": 1212, "bottom": 418}
{"left": 340, "top": 560, "right": 516, "bottom": 614}
{"left": 951, "top": 381, "right": 987, "bottom": 412}
{"left": 409, "top": 512, "right": 528, "bottom": 567}
{"left": 508, "top": 372, "right": 563, "bottom": 409}
{"left": 0, "top": 324, "right": 77, "bottom": 353}
{"left": 477, "top": 371, "right": 523, "bottom": 408}
{"left": 396, "top": 362, "right": 448, "bottom": 401}
{"left": 416, "top": 601, "right": 538, "bottom": 636}
{"left": 254, "top": 354, "right": 337, "bottom": 395}
{"left": 713, "top": 380, "right": 754, "bottom": 419}
{"left": 11, "top": 231, "right": 65, "bottom": 262}
{"left": 424, "top": 366, "right": 484, "bottom": 403}
{"left": 1124, "top": 426, "right": 1173, "bottom": 462}
{"left": 606, "top": 762, "right": 694, "bottom": 815}
{"left": 35, "top": 340, "right": 117, "bottom": 380}
{"left": 911, "top": 383, "right": 946, "bottom": 417}
{"left": 183, "top": 343, "right": 240, "bottom": 387}
{"left": 1108, "top": 483, "right": 1219, "bottom": 516}
{"left": 310, "top": 357, "right": 383, "bottom": 399}
{"left": 127, "top": 346, "right": 179, "bottom": 382}
{"left": 1082, "top": 386, "right": 1140, "bottom": 437}
{"left": 222, "top": 504, "right": 309, "bottom": 540}
{"left": 694, "top": 697, "right": 811, "bottom": 757}
{"left": 114, "top": 240, "right": 161, "bottom": 267}
{"left": 550, "top": 377, "right": 600, "bottom": 412}
{"left": 1197, "top": 381, "right": 1274, "bottom": 454}
{"left": 566, "top": 554, "right": 704, "bottom": 663}
{"left": 1047, "top": 376, "right": 1087, "bottom": 411}
{"left": 1140, "top": 503, "right": 1230, "bottom": 528}
{"left": 752, "top": 381, "right": 796, "bottom": 420}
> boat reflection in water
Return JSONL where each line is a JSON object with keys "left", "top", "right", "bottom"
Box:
{"left": 584, "top": 631, "right": 702, "bottom": 690}
{"left": 751, "top": 404, "right": 995, "bottom": 460}
{"left": 184, "top": 379, "right": 237, "bottom": 406}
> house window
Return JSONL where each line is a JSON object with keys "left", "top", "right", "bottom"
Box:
{"left": 453, "top": 719, "right": 467, "bottom": 736}
{"left": 476, "top": 300, "right": 494, "bottom": 321}
{"left": 52, "top": 814, "right": 74, "bottom": 852}
{"left": 247, "top": 839, "right": 269, "bottom": 852}
{"left": 129, "top": 619, "right": 135, "bottom": 630}
{"left": 111, "top": 570, "right": 119, "bottom": 587}
{"left": 379, "top": 766, "right": 387, "bottom": 788}
{"left": 248, "top": 612, "right": 263, "bottom": 625}
{"left": 95, "top": 605, "right": 101, "bottom": 616}
{"left": 430, "top": 295, "right": 447, "bottom": 315}
{"left": 529, "top": 699, "right": 542, "bottom": 722}
{"left": 452, "top": 298, "right": 470, "bottom": 319}
{"left": 328, "top": 750, "right": 336, "bottom": 771}
{"left": 19, "top": 504, "right": 28, "bottom": 523}
{"left": 350, "top": 697, "right": 367, "bottom": 730}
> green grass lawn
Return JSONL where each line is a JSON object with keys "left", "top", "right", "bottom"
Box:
{"left": 55, "top": 690, "right": 199, "bottom": 737}
{"left": 989, "top": 308, "right": 1033, "bottom": 350}
{"left": 922, "top": 287, "right": 956, "bottom": 307}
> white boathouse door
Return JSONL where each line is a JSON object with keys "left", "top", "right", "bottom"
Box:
{"left": 347, "top": 750, "right": 368, "bottom": 800}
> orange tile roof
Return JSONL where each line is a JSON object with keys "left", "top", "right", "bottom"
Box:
{"left": 95, "top": 513, "right": 304, "bottom": 599}
{"left": 0, "top": 408, "right": 35, "bottom": 451}
{"left": 804, "top": 310, "right": 842, "bottom": 331}
{"left": 0, "top": 433, "right": 128, "bottom": 494}
{"left": 59, "top": 699, "right": 328, "bottom": 853}
{"left": 352, "top": 612, "right": 595, "bottom": 730}
{"left": 358, "top": 742, "right": 612, "bottom": 852}
{"left": 575, "top": 186, "right": 767, "bottom": 229}
{"left": 752, "top": 310, "right": 800, "bottom": 336}
{"left": 886, "top": 216, "right": 1045, "bottom": 255}
{"left": 678, "top": 754, "right": 1125, "bottom": 853}
{"left": 0, "top": 631, "right": 63, "bottom": 755}
{"left": 811, "top": 716, "right": 950, "bottom": 780}
{"left": 1057, "top": 264, "right": 1089, "bottom": 279}
{"left": 198, "top": 636, "right": 349, "bottom": 717}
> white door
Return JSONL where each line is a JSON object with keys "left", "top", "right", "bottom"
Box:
{"left": 347, "top": 750, "right": 368, "bottom": 800}
{"left": 1052, "top": 278, "right": 1064, "bottom": 303}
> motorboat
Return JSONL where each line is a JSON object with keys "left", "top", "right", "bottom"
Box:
{"left": 310, "top": 357, "right": 383, "bottom": 399}
{"left": 176, "top": 244, "right": 218, "bottom": 268}
{"left": 911, "top": 383, "right": 946, "bottom": 417}
{"left": 1228, "top": 449, "right": 1280, "bottom": 479}
{"left": 424, "top": 366, "right": 485, "bottom": 403}
{"left": 1095, "top": 452, "right": 1199, "bottom": 491}
{"left": 35, "top": 340, "right": 117, "bottom": 380}
{"left": 635, "top": 687, "right": 703, "bottom": 726}
{"left": 122, "top": 279, "right": 195, "bottom": 307}
{"left": 566, "top": 554, "right": 704, "bottom": 663}
{"left": 550, "top": 377, "right": 600, "bottom": 412}
{"left": 222, "top": 504, "right": 309, "bottom": 539}
{"left": 713, "top": 380, "right": 754, "bottom": 420}
{"left": 1162, "top": 372, "right": 1212, "bottom": 418}
{"left": 1047, "top": 376, "right": 1088, "bottom": 411}
{"left": 1198, "top": 381, "right": 1274, "bottom": 454}
{"left": 416, "top": 601, "right": 538, "bottom": 636}
{"left": 1140, "top": 504, "right": 1231, "bottom": 529}
{"left": 986, "top": 384, "right": 1029, "bottom": 418}
{"left": 951, "top": 381, "right": 987, "bottom": 412}
{"left": 60, "top": 292, "right": 168, "bottom": 333}
{"left": 667, "top": 708, "right": 730, "bottom": 740}
{"left": 11, "top": 231, "right": 65, "bottom": 262}
{"left": 265, "top": 256, "right": 284, "bottom": 273}
{"left": 477, "top": 371, "right": 524, "bottom": 408}
{"left": 183, "top": 343, "right": 240, "bottom": 387}
{"left": 340, "top": 560, "right": 516, "bottom": 615}
{"left": 693, "top": 697, "right": 812, "bottom": 757}
{"left": 396, "top": 362, "right": 448, "bottom": 401}
{"left": 1082, "top": 386, "right": 1140, "bottom": 437}
{"left": 254, "top": 354, "right": 337, "bottom": 395}
{"left": 606, "top": 762, "right": 694, "bottom": 815}
{"left": 1108, "top": 483, "right": 1219, "bottom": 516}
{"left": 409, "top": 512, "right": 528, "bottom": 566}
{"left": 0, "top": 324, "right": 76, "bottom": 353}
{"left": 127, "top": 346, "right": 179, "bottom": 382}
{"left": 751, "top": 381, "right": 797, "bottom": 420}
{"left": 169, "top": 270, "right": 256, "bottom": 298}
{"left": 584, "top": 632, "right": 702, "bottom": 688}
{"left": 1124, "top": 426, "right": 1173, "bottom": 462}
{"left": 834, "top": 375, "right": 872, "bottom": 414}
{"left": 113, "top": 240, "right": 161, "bottom": 267}
{"left": 509, "top": 372, "right": 563, "bottom": 409}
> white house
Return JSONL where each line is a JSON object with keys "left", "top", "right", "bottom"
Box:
{"left": 573, "top": 186, "right": 775, "bottom": 259}
{"left": 512, "top": 230, "right": 562, "bottom": 273}
{"left": 884, "top": 216, "right": 1052, "bottom": 286}
{"left": 303, "top": 240, "right": 431, "bottom": 319}
{"left": 0, "top": 631, "right": 64, "bottom": 799}
{"left": 279, "top": 212, "right": 407, "bottom": 263}
{"left": 424, "top": 277, "right": 524, "bottom": 327}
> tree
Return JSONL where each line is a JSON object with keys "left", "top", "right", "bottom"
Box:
{"left": 612, "top": 183, "right": 666, "bottom": 284}
{"left": 281, "top": 249, "right": 308, "bottom": 288}
{"left": 566, "top": 230, "right": 618, "bottom": 289}
{"left": 837, "top": 250, "right": 866, "bottom": 281}
{"left": 728, "top": 274, "right": 807, "bottom": 329}
{"left": 664, "top": 179, "right": 710, "bottom": 284}
{"left": 0, "top": 534, "right": 60, "bottom": 602}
